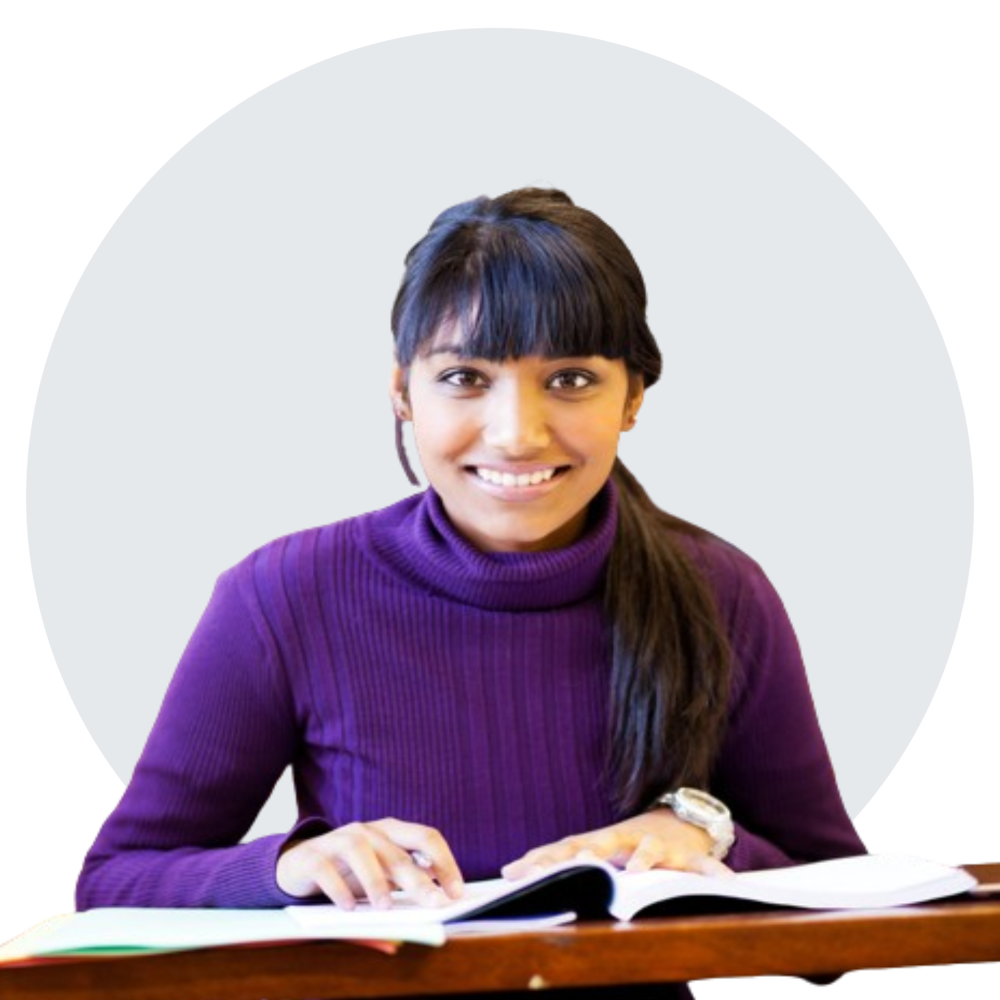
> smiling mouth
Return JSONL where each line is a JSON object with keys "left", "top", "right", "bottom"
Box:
{"left": 471, "top": 466, "right": 569, "bottom": 488}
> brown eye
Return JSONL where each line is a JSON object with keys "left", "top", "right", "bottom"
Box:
{"left": 441, "top": 368, "right": 489, "bottom": 389}
{"left": 548, "top": 370, "right": 595, "bottom": 391}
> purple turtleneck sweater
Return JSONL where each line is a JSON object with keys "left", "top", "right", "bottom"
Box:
{"left": 76, "top": 481, "right": 863, "bottom": 911}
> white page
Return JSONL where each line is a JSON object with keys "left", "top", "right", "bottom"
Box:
{"left": 739, "top": 851, "right": 975, "bottom": 898}
{"left": 0, "top": 907, "right": 444, "bottom": 959}
{"left": 610, "top": 854, "right": 977, "bottom": 921}
{"left": 288, "top": 859, "right": 618, "bottom": 929}
{"left": 445, "top": 912, "right": 578, "bottom": 936}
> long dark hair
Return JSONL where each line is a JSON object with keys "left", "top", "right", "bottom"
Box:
{"left": 391, "top": 188, "right": 731, "bottom": 813}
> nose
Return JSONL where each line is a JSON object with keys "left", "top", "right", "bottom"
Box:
{"left": 481, "top": 381, "right": 551, "bottom": 455}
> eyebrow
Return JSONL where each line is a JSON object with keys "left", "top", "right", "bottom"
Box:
{"left": 423, "top": 343, "right": 465, "bottom": 357}
{"left": 421, "top": 345, "right": 606, "bottom": 363}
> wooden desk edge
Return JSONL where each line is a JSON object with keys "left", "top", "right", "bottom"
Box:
{"left": 3, "top": 864, "right": 999, "bottom": 1000}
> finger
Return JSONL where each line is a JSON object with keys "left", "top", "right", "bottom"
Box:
{"left": 328, "top": 828, "right": 395, "bottom": 909}
{"left": 371, "top": 819, "right": 465, "bottom": 899}
{"left": 500, "top": 845, "right": 573, "bottom": 879}
{"left": 688, "top": 855, "right": 736, "bottom": 879}
{"left": 641, "top": 844, "right": 735, "bottom": 879}
{"left": 277, "top": 838, "right": 366, "bottom": 910}
{"left": 501, "top": 850, "right": 555, "bottom": 880}
{"left": 500, "top": 837, "right": 600, "bottom": 879}
{"left": 624, "top": 835, "right": 664, "bottom": 873}
{"left": 279, "top": 836, "right": 358, "bottom": 905}
{"left": 576, "top": 833, "right": 637, "bottom": 868}
{"left": 309, "top": 856, "right": 360, "bottom": 911}
{"left": 618, "top": 830, "right": 696, "bottom": 875}
{"left": 380, "top": 846, "right": 452, "bottom": 907}
{"left": 362, "top": 829, "right": 451, "bottom": 907}
{"left": 500, "top": 858, "right": 535, "bottom": 880}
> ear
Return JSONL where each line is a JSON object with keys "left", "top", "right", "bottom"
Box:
{"left": 621, "top": 381, "right": 644, "bottom": 432}
{"left": 389, "top": 363, "right": 411, "bottom": 420}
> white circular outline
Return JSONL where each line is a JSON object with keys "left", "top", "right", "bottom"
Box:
{"left": 21, "top": 24, "right": 979, "bottom": 819}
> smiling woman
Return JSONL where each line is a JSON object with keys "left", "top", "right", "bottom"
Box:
{"left": 76, "top": 188, "right": 864, "bottom": 1000}
{"left": 385, "top": 190, "right": 742, "bottom": 820}
{"left": 395, "top": 351, "right": 639, "bottom": 553}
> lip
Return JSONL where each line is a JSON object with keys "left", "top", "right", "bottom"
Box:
{"left": 465, "top": 463, "right": 571, "bottom": 502}
{"left": 470, "top": 463, "right": 568, "bottom": 475}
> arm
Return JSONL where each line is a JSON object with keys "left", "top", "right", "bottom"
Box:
{"left": 76, "top": 562, "right": 318, "bottom": 909}
{"left": 712, "top": 556, "right": 866, "bottom": 872}
{"left": 503, "top": 547, "right": 864, "bottom": 880}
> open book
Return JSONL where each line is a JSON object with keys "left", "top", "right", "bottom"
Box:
{"left": 288, "top": 852, "right": 978, "bottom": 930}
{"left": 0, "top": 854, "right": 977, "bottom": 965}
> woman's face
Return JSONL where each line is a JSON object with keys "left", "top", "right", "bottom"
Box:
{"left": 391, "top": 341, "right": 642, "bottom": 553}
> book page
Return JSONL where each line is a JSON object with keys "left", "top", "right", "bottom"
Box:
{"left": 287, "top": 859, "right": 618, "bottom": 929}
{"left": 736, "top": 854, "right": 977, "bottom": 905}
{"left": 0, "top": 907, "right": 445, "bottom": 960}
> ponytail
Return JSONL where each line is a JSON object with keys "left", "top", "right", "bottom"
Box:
{"left": 604, "top": 459, "right": 731, "bottom": 814}
{"left": 389, "top": 186, "right": 731, "bottom": 812}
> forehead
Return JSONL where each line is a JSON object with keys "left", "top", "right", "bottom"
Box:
{"left": 414, "top": 318, "right": 620, "bottom": 363}
{"left": 414, "top": 316, "right": 477, "bottom": 358}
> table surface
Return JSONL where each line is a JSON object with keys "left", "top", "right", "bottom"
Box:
{"left": 2, "top": 863, "right": 998, "bottom": 1000}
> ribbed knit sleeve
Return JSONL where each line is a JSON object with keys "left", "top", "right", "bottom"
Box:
{"left": 709, "top": 554, "right": 866, "bottom": 872}
{"left": 75, "top": 562, "right": 320, "bottom": 909}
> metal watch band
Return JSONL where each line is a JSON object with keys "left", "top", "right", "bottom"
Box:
{"left": 648, "top": 787, "right": 735, "bottom": 861}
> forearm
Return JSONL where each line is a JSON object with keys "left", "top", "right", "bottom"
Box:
{"left": 724, "top": 823, "right": 801, "bottom": 872}
{"left": 75, "top": 563, "right": 311, "bottom": 910}
{"left": 712, "top": 560, "right": 866, "bottom": 872}
{"left": 77, "top": 818, "right": 333, "bottom": 909}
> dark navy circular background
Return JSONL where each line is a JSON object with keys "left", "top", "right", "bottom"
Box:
{"left": 26, "top": 30, "right": 972, "bottom": 835}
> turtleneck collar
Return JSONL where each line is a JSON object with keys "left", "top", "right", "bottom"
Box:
{"left": 360, "top": 479, "right": 618, "bottom": 612}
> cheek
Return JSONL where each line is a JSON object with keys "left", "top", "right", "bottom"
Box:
{"left": 567, "top": 416, "right": 623, "bottom": 459}
{"left": 412, "top": 410, "right": 474, "bottom": 464}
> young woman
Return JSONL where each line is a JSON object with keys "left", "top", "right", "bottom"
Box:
{"left": 77, "top": 188, "right": 863, "bottom": 977}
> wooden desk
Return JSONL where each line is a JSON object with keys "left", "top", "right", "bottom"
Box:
{"left": 3, "top": 864, "right": 998, "bottom": 1000}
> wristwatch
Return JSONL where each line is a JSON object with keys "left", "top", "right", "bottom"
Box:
{"left": 648, "top": 787, "right": 735, "bottom": 861}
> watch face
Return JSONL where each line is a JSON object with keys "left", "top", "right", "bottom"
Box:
{"left": 671, "top": 788, "right": 735, "bottom": 861}
{"left": 678, "top": 788, "right": 729, "bottom": 820}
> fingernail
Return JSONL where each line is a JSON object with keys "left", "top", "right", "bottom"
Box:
{"left": 423, "top": 887, "right": 449, "bottom": 907}
{"left": 411, "top": 850, "right": 434, "bottom": 870}
{"left": 446, "top": 879, "right": 465, "bottom": 898}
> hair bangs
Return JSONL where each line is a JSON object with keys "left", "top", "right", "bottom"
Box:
{"left": 395, "top": 223, "right": 636, "bottom": 366}
{"left": 391, "top": 189, "right": 662, "bottom": 387}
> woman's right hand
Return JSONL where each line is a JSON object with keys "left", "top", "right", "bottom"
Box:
{"left": 276, "top": 818, "right": 465, "bottom": 910}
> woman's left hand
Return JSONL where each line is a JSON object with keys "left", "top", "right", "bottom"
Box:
{"left": 500, "top": 809, "right": 734, "bottom": 881}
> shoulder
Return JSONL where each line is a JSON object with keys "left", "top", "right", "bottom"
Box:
{"left": 680, "top": 531, "right": 801, "bottom": 663}
{"left": 670, "top": 523, "right": 800, "bottom": 703}
{"left": 220, "top": 492, "right": 424, "bottom": 603}
{"left": 673, "top": 524, "right": 782, "bottom": 628}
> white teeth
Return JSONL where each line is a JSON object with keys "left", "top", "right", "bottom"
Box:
{"left": 476, "top": 467, "right": 557, "bottom": 487}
